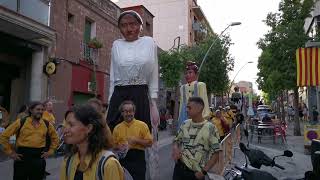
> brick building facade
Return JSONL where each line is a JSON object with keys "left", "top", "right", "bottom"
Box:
{"left": 49, "top": 0, "right": 122, "bottom": 122}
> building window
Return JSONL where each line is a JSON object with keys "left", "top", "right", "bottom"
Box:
{"left": 68, "top": 13, "right": 74, "bottom": 24}
{"left": 83, "top": 18, "right": 98, "bottom": 63}
{"left": 146, "top": 21, "right": 151, "bottom": 33}
{"left": 84, "top": 19, "right": 92, "bottom": 43}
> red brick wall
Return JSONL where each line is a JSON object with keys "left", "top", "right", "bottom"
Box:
{"left": 49, "top": 0, "right": 121, "bottom": 123}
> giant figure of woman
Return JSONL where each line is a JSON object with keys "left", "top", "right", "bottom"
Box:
{"left": 107, "top": 10, "right": 159, "bottom": 179}
{"left": 107, "top": 10, "right": 158, "bottom": 130}
{"left": 178, "top": 61, "right": 210, "bottom": 127}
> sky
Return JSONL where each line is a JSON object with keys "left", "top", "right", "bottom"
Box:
{"left": 197, "top": 0, "right": 281, "bottom": 92}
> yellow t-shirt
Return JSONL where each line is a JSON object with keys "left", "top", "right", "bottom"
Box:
{"left": 113, "top": 119, "right": 153, "bottom": 150}
{"left": 42, "top": 111, "right": 55, "bottom": 125}
{"left": 212, "top": 118, "right": 225, "bottom": 137}
{"left": 0, "top": 117, "right": 59, "bottom": 155}
{"left": 223, "top": 111, "right": 234, "bottom": 128}
{"left": 60, "top": 150, "right": 124, "bottom": 180}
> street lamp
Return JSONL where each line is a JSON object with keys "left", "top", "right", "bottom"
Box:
{"left": 198, "top": 22, "right": 242, "bottom": 75}
{"left": 227, "top": 61, "right": 253, "bottom": 103}
{"left": 230, "top": 61, "right": 253, "bottom": 85}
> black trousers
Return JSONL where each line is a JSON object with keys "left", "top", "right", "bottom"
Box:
{"left": 13, "top": 147, "right": 45, "bottom": 180}
{"left": 173, "top": 160, "right": 204, "bottom": 180}
{"left": 120, "top": 149, "right": 146, "bottom": 180}
{"left": 107, "top": 85, "right": 151, "bottom": 131}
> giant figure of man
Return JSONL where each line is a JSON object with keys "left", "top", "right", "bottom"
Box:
{"left": 178, "top": 61, "right": 210, "bottom": 127}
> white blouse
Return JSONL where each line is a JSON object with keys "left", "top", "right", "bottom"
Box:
{"left": 109, "top": 36, "right": 158, "bottom": 101}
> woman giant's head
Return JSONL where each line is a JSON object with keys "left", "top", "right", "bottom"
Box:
{"left": 118, "top": 10, "right": 143, "bottom": 42}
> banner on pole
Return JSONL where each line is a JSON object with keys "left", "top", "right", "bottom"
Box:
{"left": 296, "top": 48, "right": 320, "bottom": 86}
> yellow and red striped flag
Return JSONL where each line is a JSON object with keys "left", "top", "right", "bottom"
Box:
{"left": 296, "top": 48, "right": 320, "bottom": 86}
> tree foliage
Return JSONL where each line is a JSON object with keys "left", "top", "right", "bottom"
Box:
{"left": 159, "top": 34, "right": 234, "bottom": 95}
{"left": 257, "top": 0, "right": 316, "bottom": 135}
{"left": 257, "top": 0, "right": 315, "bottom": 97}
{"left": 158, "top": 50, "right": 184, "bottom": 88}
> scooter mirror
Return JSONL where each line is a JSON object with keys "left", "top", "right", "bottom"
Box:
{"left": 283, "top": 150, "right": 293, "bottom": 157}
{"left": 244, "top": 129, "right": 249, "bottom": 137}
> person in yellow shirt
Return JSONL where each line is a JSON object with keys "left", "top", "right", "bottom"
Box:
{"left": 113, "top": 100, "right": 153, "bottom": 180}
{"left": 42, "top": 100, "right": 55, "bottom": 125}
{"left": 0, "top": 101, "right": 59, "bottom": 180}
{"left": 212, "top": 110, "right": 230, "bottom": 140}
{"left": 60, "top": 104, "right": 123, "bottom": 180}
{"left": 223, "top": 106, "right": 234, "bottom": 128}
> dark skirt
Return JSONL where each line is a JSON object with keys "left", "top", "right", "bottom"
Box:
{"left": 107, "top": 85, "right": 151, "bottom": 131}
{"left": 120, "top": 149, "right": 146, "bottom": 180}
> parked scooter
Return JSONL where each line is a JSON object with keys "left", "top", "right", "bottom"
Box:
{"left": 224, "top": 142, "right": 293, "bottom": 180}
{"left": 224, "top": 128, "right": 293, "bottom": 180}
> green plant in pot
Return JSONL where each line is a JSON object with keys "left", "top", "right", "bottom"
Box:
{"left": 88, "top": 37, "right": 103, "bottom": 49}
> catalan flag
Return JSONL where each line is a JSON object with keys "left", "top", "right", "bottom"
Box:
{"left": 296, "top": 48, "right": 320, "bottom": 86}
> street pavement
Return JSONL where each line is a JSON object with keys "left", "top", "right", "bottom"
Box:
{"left": 0, "top": 122, "right": 314, "bottom": 180}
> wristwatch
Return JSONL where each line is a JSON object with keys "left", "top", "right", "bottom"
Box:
{"left": 201, "top": 169, "right": 208, "bottom": 175}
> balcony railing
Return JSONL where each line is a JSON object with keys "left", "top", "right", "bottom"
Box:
{"left": 0, "top": 0, "right": 50, "bottom": 25}
{"left": 81, "top": 42, "right": 99, "bottom": 64}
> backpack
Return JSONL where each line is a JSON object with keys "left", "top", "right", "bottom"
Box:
{"left": 16, "top": 116, "right": 51, "bottom": 151}
{"left": 65, "top": 150, "right": 133, "bottom": 180}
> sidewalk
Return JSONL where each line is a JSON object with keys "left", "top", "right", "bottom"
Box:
{"left": 158, "top": 128, "right": 175, "bottom": 148}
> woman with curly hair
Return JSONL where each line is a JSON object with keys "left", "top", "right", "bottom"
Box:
{"left": 60, "top": 104, "right": 123, "bottom": 180}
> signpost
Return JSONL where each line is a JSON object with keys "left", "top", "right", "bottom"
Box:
{"left": 304, "top": 124, "right": 320, "bottom": 153}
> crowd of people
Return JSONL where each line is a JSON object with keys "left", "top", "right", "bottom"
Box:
{"left": 0, "top": 9, "right": 245, "bottom": 180}
{"left": 0, "top": 97, "right": 156, "bottom": 180}
{"left": 209, "top": 106, "right": 243, "bottom": 141}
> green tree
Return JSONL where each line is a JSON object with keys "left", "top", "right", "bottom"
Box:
{"left": 159, "top": 34, "right": 234, "bottom": 96}
{"left": 182, "top": 34, "right": 234, "bottom": 95}
{"left": 158, "top": 50, "right": 184, "bottom": 88}
{"left": 257, "top": 0, "right": 315, "bottom": 135}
